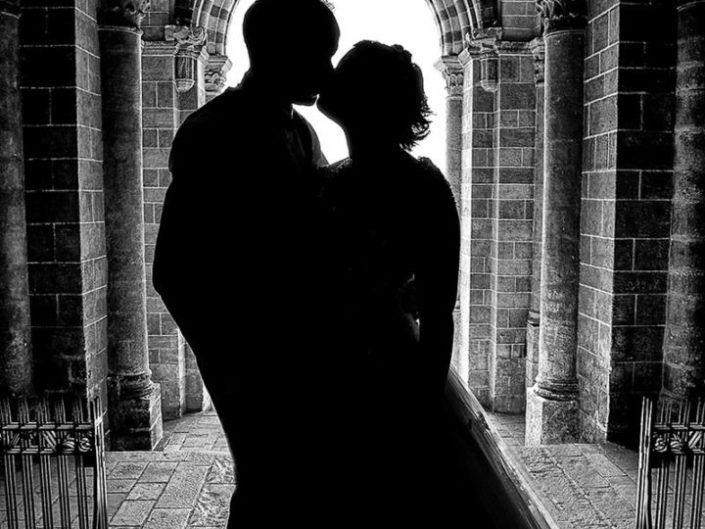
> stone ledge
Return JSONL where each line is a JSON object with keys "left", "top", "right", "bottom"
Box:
{"left": 447, "top": 369, "right": 640, "bottom": 529}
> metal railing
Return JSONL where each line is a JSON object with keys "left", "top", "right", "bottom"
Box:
{"left": 0, "top": 395, "right": 108, "bottom": 529}
{"left": 636, "top": 397, "right": 705, "bottom": 529}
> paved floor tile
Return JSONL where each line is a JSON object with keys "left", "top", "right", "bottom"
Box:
{"left": 126, "top": 482, "right": 167, "bottom": 501}
{"left": 156, "top": 463, "right": 210, "bottom": 509}
{"left": 111, "top": 500, "right": 155, "bottom": 526}
{"left": 142, "top": 508, "right": 191, "bottom": 529}
{"left": 140, "top": 462, "right": 179, "bottom": 483}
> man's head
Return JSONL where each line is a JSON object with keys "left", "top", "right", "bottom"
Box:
{"left": 244, "top": 0, "right": 340, "bottom": 105}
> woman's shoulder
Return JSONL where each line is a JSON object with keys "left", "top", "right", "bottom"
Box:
{"left": 409, "top": 156, "right": 454, "bottom": 196}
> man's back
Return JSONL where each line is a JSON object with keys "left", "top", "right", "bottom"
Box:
{"left": 153, "top": 83, "right": 337, "bottom": 522}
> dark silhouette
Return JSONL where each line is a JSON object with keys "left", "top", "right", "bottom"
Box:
{"left": 317, "top": 41, "right": 490, "bottom": 525}
{"left": 153, "top": 1, "right": 341, "bottom": 526}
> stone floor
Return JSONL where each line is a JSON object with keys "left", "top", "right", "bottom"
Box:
{"left": 106, "top": 410, "right": 643, "bottom": 529}
{"left": 107, "top": 412, "right": 234, "bottom": 529}
{"left": 3, "top": 408, "right": 701, "bottom": 528}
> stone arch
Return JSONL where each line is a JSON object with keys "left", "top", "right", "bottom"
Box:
{"left": 184, "top": 0, "right": 499, "bottom": 60}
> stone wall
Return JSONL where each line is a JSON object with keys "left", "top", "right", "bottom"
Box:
{"left": 142, "top": 40, "right": 186, "bottom": 420}
{"left": 578, "top": 0, "right": 677, "bottom": 443}
{"left": 460, "top": 40, "right": 537, "bottom": 413}
{"left": 20, "top": 0, "right": 109, "bottom": 412}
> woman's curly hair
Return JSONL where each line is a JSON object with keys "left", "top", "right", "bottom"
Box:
{"left": 337, "top": 40, "right": 432, "bottom": 150}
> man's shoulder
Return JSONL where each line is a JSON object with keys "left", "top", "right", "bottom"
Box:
{"left": 169, "top": 88, "right": 255, "bottom": 176}
{"left": 177, "top": 87, "right": 252, "bottom": 138}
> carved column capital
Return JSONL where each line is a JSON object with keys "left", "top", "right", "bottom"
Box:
{"left": 0, "top": 0, "right": 20, "bottom": 16}
{"left": 205, "top": 54, "right": 232, "bottom": 97}
{"left": 99, "top": 0, "right": 151, "bottom": 29}
{"left": 536, "top": 0, "right": 587, "bottom": 33}
{"left": 435, "top": 56, "right": 464, "bottom": 98}
{"left": 530, "top": 37, "right": 545, "bottom": 84}
{"left": 465, "top": 30, "right": 502, "bottom": 93}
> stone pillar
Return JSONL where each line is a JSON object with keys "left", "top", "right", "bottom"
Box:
{"left": 526, "top": 0, "right": 586, "bottom": 445}
{"left": 205, "top": 54, "right": 232, "bottom": 102}
{"left": 663, "top": 0, "right": 705, "bottom": 399}
{"left": 436, "top": 56, "right": 464, "bottom": 207}
{"left": 0, "top": 0, "right": 33, "bottom": 397}
{"left": 141, "top": 39, "right": 182, "bottom": 419}
{"left": 458, "top": 46, "right": 495, "bottom": 405}
{"left": 436, "top": 55, "right": 465, "bottom": 379}
{"left": 99, "top": 0, "right": 162, "bottom": 450}
{"left": 526, "top": 38, "right": 544, "bottom": 390}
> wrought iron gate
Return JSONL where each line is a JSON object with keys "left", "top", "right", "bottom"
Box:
{"left": 0, "top": 395, "right": 108, "bottom": 529}
{"left": 636, "top": 397, "right": 705, "bottom": 529}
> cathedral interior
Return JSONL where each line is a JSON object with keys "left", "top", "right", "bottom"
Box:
{"left": 0, "top": 0, "right": 703, "bottom": 493}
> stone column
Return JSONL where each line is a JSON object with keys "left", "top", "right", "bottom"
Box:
{"left": 435, "top": 55, "right": 465, "bottom": 377}
{"left": 526, "top": 37, "right": 545, "bottom": 390}
{"left": 526, "top": 0, "right": 586, "bottom": 445}
{"left": 0, "top": 0, "right": 33, "bottom": 397}
{"left": 663, "top": 0, "right": 705, "bottom": 399}
{"left": 99, "top": 0, "right": 162, "bottom": 450}
{"left": 435, "top": 56, "right": 464, "bottom": 207}
{"left": 205, "top": 54, "right": 232, "bottom": 102}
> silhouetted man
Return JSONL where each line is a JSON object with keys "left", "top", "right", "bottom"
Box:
{"left": 153, "top": 1, "right": 340, "bottom": 525}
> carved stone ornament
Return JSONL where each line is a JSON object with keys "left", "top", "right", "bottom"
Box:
{"left": 435, "top": 57, "right": 464, "bottom": 98}
{"left": 466, "top": 32, "right": 500, "bottom": 93}
{"left": 173, "top": 25, "right": 207, "bottom": 53}
{"left": 205, "top": 55, "right": 232, "bottom": 95}
{"left": 536, "top": 0, "right": 587, "bottom": 33}
{"left": 99, "top": 0, "right": 151, "bottom": 29}
{"left": 0, "top": 0, "right": 20, "bottom": 15}
{"left": 530, "top": 38, "right": 545, "bottom": 83}
{"left": 445, "top": 72, "right": 465, "bottom": 97}
{"left": 205, "top": 69, "right": 227, "bottom": 94}
{"left": 168, "top": 26, "right": 207, "bottom": 93}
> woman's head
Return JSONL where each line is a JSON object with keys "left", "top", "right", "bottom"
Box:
{"left": 318, "top": 41, "right": 432, "bottom": 150}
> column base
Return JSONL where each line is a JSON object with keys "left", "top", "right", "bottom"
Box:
{"left": 108, "top": 376, "right": 163, "bottom": 450}
{"left": 525, "top": 384, "right": 579, "bottom": 446}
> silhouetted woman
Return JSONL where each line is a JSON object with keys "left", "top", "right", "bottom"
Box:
{"left": 317, "top": 41, "right": 461, "bottom": 524}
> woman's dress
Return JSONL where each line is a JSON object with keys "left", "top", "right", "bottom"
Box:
{"left": 319, "top": 151, "right": 462, "bottom": 522}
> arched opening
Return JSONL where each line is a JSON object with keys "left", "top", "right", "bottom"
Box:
{"left": 225, "top": 0, "right": 448, "bottom": 168}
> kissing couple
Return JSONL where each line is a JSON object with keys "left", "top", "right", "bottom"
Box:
{"left": 153, "top": 0, "right": 467, "bottom": 526}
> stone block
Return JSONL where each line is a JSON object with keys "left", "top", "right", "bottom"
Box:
{"left": 21, "top": 46, "right": 76, "bottom": 88}
{"left": 634, "top": 239, "right": 669, "bottom": 271}
{"left": 617, "top": 131, "right": 673, "bottom": 170}
{"left": 615, "top": 200, "right": 671, "bottom": 238}
{"left": 640, "top": 171, "right": 673, "bottom": 199}
{"left": 592, "top": 13, "right": 609, "bottom": 54}
{"left": 29, "top": 262, "right": 83, "bottom": 294}
{"left": 611, "top": 325, "right": 664, "bottom": 362}
{"left": 589, "top": 95, "right": 618, "bottom": 135}
{"left": 24, "top": 125, "right": 79, "bottom": 159}
{"left": 613, "top": 271, "right": 667, "bottom": 294}
{"left": 142, "top": 56, "right": 175, "bottom": 82}
{"left": 111, "top": 500, "right": 154, "bottom": 526}
{"left": 499, "top": 84, "right": 534, "bottom": 110}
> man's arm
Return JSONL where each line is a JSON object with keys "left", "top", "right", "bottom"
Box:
{"left": 415, "top": 172, "right": 461, "bottom": 400}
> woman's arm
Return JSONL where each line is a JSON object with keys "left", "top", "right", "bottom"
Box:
{"left": 415, "top": 170, "right": 461, "bottom": 401}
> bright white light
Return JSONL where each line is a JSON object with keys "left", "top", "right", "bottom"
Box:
{"left": 225, "top": 0, "right": 446, "bottom": 168}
